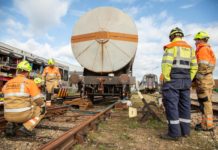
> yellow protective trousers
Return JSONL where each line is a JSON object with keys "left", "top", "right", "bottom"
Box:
{"left": 5, "top": 104, "right": 44, "bottom": 131}
{"left": 46, "top": 80, "right": 58, "bottom": 93}
{"left": 196, "top": 73, "right": 214, "bottom": 129}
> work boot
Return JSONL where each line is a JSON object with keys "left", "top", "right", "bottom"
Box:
{"left": 46, "top": 93, "right": 52, "bottom": 101}
{"left": 195, "top": 123, "right": 202, "bottom": 131}
{"left": 16, "top": 126, "right": 36, "bottom": 137}
{"left": 160, "top": 134, "right": 179, "bottom": 141}
{"left": 5, "top": 122, "right": 16, "bottom": 137}
{"left": 195, "top": 123, "right": 214, "bottom": 131}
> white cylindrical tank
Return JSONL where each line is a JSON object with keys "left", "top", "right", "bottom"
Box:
{"left": 71, "top": 7, "right": 138, "bottom": 73}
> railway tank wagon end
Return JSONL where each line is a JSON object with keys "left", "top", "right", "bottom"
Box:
{"left": 71, "top": 7, "right": 138, "bottom": 100}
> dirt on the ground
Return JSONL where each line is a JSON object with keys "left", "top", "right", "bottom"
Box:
{"left": 74, "top": 94, "right": 218, "bottom": 150}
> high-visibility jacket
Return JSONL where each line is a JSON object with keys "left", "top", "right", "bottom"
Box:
{"left": 162, "top": 38, "right": 198, "bottom": 81}
{"left": 42, "top": 66, "right": 61, "bottom": 82}
{"left": 195, "top": 43, "right": 216, "bottom": 76}
{"left": 2, "top": 74, "right": 44, "bottom": 114}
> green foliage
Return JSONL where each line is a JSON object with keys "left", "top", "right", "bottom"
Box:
{"left": 119, "top": 132, "right": 131, "bottom": 140}
{"left": 74, "top": 144, "right": 83, "bottom": 150}
{"left": 127, "top": 118, "right": 141, "bottom": 129}
{"left": 98, "top": 144, "right": 106, "bottom": 150}
{"left": 144, "top": 118, "right": 166, "bottom": 129}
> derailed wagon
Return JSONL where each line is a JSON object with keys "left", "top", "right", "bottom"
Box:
{"left": 71, "top": 7, "right": 138, "bottom": 101}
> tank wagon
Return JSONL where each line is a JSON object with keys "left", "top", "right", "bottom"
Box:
{"left": 139, "top": 74, "right": 158, "bottom": 94}
{"left": 71, "top": 7, "right": 138, "bottom": 100}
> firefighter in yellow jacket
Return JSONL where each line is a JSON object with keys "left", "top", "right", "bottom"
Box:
{"left": 194, "top": 31, "right": 216, "bottom": 131}
{"left": 3, "top": 60, "right": 45, "bottom": 137}
{"left": 161, "top": 27, "right": 198, "bottom": 140}
{"left": 42, "top": 59, "right": 61, "bottom": 101}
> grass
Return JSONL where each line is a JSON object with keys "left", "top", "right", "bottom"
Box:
{"left": 98, "top": 144, "right": 107, "bottom": 150}
{"left": 74, "top": 145, "right": 83, "bottom": 150}
{"left": 144, "top": 118, "right": 166, "bottom": 129}
{"left": 98, "top": 121, "right": 107, "bottom": 129}
{"left": 128, "top": 119, "right": 141, "bottom": 129}
{"left": 119, "top": 132, "right": 132, "bottom": 140}
{"left": 73, "top": 93, "right": 218, "bottom": 150}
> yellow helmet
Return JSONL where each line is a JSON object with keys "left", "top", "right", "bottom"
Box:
{"left": 169, "top": 27, "right": 184, "bottom": 38}
{"left": 48, "top": 58, "right": 55, "bottom": 65}
{"left": 194, "top": 31, "right": 209, "bottom": 40}
{"left": 34, "top": 77, "right": 42, "bottom": 84}
{"left": 17, "top": 60, "right": 32, "bottom": 72}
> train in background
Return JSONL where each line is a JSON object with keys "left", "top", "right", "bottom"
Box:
{"left": 70, "top": 7, "right": 138, "bottom": 101}
{"left": 0, "top": 42, "right": 70, "bottom": 94}
{"left": 139, "top": 74, "right": 159, "bottom": 94}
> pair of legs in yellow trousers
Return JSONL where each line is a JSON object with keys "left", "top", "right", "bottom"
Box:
{"left": 196, "top": 74, "right": 214, "bottom": 130}
{"left": 5, "top": 104, "right": 44, "bottom": 136}
{"left": 45, "top": 80, "right": 58, "bottom": 100}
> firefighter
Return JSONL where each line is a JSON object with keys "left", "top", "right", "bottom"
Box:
{"left": 2, "top": 60, "right": 45, "bottom": 137}
{"left": 42, "top": 59, "right": 61, "bottom": 101}
{"left": 194, "top": 31, "right": 216, "bottom": 131}
{"left": 161, "top": 27, "right": 198, "bottom": 140}
{"left": 34, "top": 77, "right": 43, "bottom": 88}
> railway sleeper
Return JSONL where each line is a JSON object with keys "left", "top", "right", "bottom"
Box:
{"left": 36, "top": 125, "right": 72, "bottom": 131}
{"left": 6, "top": 135, "right": 52, "bottom": 144}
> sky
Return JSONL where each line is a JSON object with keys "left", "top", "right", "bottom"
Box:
{"left": 0, "top": 0, "right": 218, "bottom": 81}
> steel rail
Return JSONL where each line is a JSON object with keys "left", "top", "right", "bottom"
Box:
{"left": 38, "top": 102, "right": 117, "bottom": 150}
{"left": 0, "top": 105, "right": 70, "bottom": 132}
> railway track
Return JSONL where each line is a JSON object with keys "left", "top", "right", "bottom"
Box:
{"left": 39, "top": 102, "right": 115, "bottom": 150}
{"left": 0, "top": 97, "right": 118, "bottom": 150}
{"left": 0, "top": 105, "right": 70, "bottom": 132}
{"left": 143, "top": 93, "right": 218, "bottom": 114}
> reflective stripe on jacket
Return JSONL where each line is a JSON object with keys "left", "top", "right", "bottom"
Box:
{"left": 42, "top": 66, "right": 61, "bottom": 81}
{"left": 196, "top": 43, "right": 216, "bottom": 75}
{"left": 162, "top": 38, "right": 198, "bottom": 81}
{"left": 2, "top": 74, "right": 43, "bottom": 113}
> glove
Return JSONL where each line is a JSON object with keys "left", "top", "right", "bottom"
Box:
{"left": 40, "top": 106, "right": 46, "bottom": 115}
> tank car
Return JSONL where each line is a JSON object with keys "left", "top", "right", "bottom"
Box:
{"left": 71, "top": 7, "right": 138, "bottom": 101}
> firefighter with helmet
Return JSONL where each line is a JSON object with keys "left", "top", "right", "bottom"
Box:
{"left": 161, "top": 27, "right": 198, "bottom": 140}
{"left": 42, "top": 58, "right": 61, "bottom": 101}
{"left": 34, "top": 77, "right": 43, "bottom": 88}
{"left": 194, "top": 31, "right": 216, "bottom": 131}
{"left": 2, "top": 60, "right": 45, "bottom": 137}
